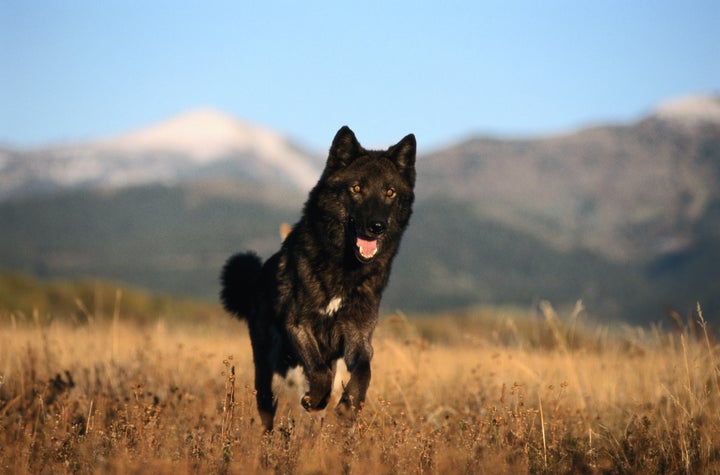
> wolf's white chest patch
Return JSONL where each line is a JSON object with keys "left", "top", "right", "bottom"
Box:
{"left": 323, "top": 296, "right": 343, "bottom": 317}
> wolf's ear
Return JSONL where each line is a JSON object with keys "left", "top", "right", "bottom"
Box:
{"left": 388, "top": 133, "right": 416, "bottom": 182}
{"left": 327, "top": 126, "right": 361, "bottom": 169}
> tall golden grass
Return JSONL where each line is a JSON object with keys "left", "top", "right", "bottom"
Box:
{"left": 1, "top": 302, "right": 718, "bottom": 473}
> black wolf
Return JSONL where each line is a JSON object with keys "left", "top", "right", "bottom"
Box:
{"left": 220, "top": 126, "right": 416, "bottom": 430}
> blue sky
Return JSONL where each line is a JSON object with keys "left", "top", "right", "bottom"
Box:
{"left": 1, "top": 1, "right": 719, "bottom": 151}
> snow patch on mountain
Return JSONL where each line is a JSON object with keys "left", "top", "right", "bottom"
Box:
{"left": 651, "top": 95, "right": 720, "bottom": 124}
{"left": 91, "top": 109, "right": 322, "bottom": 188}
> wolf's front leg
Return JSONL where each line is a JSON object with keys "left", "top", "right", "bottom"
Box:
{"left": 336, "top": 338, "right": 373, "bottom": 419}
{"left": 286, "top": 323, "right": 334, "bottom": 410}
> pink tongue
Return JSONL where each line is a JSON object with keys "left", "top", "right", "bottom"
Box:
{"left": 356, "top": 236, "right": 378, "bottom": 258}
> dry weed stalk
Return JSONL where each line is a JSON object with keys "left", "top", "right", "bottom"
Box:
{"left": 221, "top": 358, "right": 236, "bottom": 442}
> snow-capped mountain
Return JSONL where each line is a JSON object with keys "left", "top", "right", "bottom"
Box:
{"left": 0, "top": 109, "right": 323, "bottom": 200}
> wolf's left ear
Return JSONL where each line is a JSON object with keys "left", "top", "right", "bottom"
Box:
{"left": 327, "top": 126, "right": 361, "bottom": 169}
{"left": 388, "top": 133, "right": 416, "bottom": 182}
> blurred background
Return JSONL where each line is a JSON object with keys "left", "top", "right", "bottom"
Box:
{"left": 1, "top": 1, "right": 719, "bottom": 324}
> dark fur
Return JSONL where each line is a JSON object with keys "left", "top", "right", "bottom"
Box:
{"left": 220, "top": 126, "right": 416, "bottom": 430}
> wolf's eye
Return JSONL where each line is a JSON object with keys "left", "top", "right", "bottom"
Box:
{"left": 386, "top": 188, "right": 396, "bottom": 198}
{"left": 351, "top": 184, "right": 362, "bottom": 194}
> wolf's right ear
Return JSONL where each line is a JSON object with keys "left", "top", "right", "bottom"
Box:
{"left": 388, "top": 133, "right": 417, "bottom": 185}
{"left": 388, "top": 133, "right": 416, "bottom": 170}
{"left": 327, "top": 126, "right": 361, "bottom": 169}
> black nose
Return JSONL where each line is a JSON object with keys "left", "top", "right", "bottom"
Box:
{"left": 367, "top": 220, "right": 388, "bottom": 236}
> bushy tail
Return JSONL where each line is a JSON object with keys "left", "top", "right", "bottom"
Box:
{"left": 220, "top": 252, "right": 263, "bottom": 320}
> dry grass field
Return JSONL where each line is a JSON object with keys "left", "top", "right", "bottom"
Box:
{"left": 1, "top": 300, "right": 719, "bottom": 474}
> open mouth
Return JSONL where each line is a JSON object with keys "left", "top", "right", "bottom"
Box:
{"left": 354, "top": 232, "right": 379, "bottom": 262}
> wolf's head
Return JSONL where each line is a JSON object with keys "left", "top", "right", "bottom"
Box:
{"left": 309, "top": 126, "right": 416, "bottom": 265}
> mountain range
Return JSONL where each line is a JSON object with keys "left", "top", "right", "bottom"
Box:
{"left": 1, "top": 95, "right": 719, "bottom": 324}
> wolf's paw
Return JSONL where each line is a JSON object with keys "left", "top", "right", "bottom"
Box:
{"left": 334, "top": 400, "right": 354, "bottom": 419}
{"left": 301, "top": 390, "right": 330, "bottom": 411}
{"left": 334, "top": 396, "right": 363, "bottom": 426}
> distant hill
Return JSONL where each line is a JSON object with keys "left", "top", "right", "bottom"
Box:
{"left": 1, "top": 96, "right": 719, "bottom": 324}
{"left": 419, "top": 95, "right": 720, "bottom": 261}
{"left": 0, "top": 109, "right": 322, "bottom": 200}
